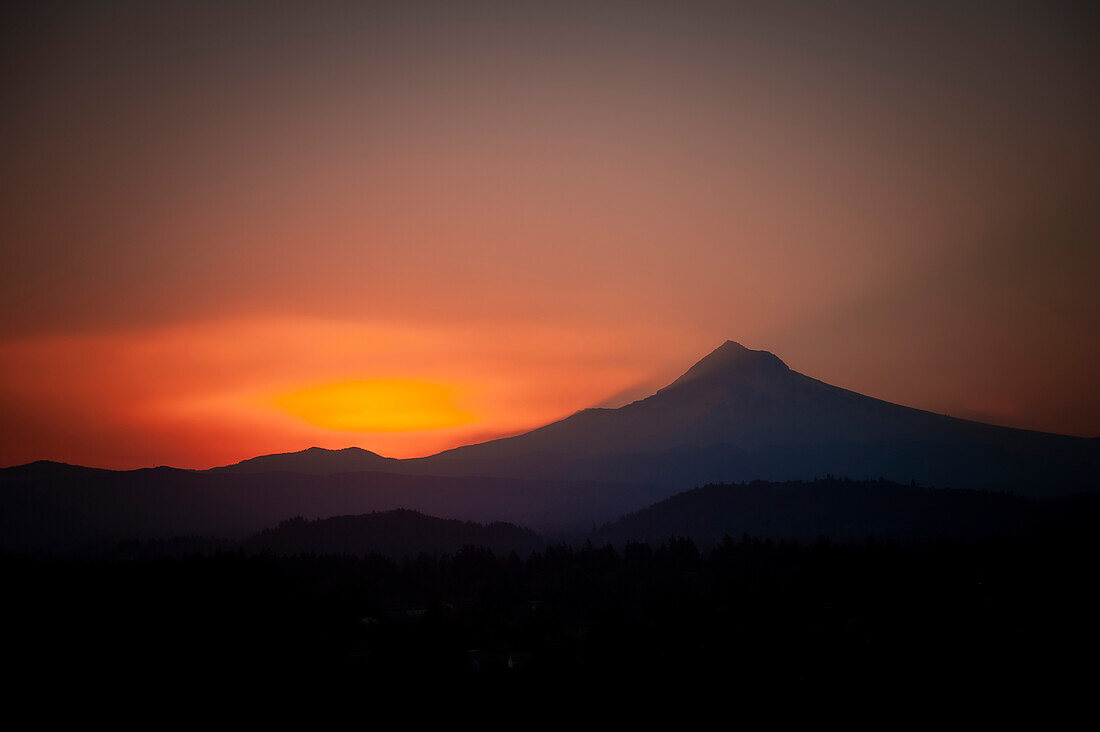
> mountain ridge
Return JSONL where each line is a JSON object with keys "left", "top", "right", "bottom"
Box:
{"left": 5, "top": 341, "right": 1096, "bottom": 497}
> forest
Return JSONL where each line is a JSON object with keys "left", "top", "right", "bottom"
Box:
{"left": 6, "top": 528, "right": 1096, "bottom": 695}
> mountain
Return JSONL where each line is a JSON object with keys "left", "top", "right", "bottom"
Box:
{"left": 242, "top": 509, "right": 540, "bottom": 558}
{"left": 220, "top": 341, "right": 1095, "bottom": 495}
{"left": 211, "top": 446, "right": 398, "bottom": 474}
{"left": 396, "top": 341, "right": 1097, "bottom": 496}
{"left": 594, "top": 478, "right": 1100, "bottom": 545}
{"left": 5, "top": 340, "right": 1097, "bottom": 553}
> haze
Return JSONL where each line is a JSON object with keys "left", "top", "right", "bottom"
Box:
{"left": 2, "top": 1, "right": 1098, "bottom": 468}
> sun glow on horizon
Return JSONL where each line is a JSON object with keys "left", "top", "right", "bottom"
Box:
{"left": 273, "top": 379, "right": 474, "bottom": 432}
{"left": 0, "top": 315, "right": 684, "bottom": 468}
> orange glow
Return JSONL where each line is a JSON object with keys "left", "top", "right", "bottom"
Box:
{"left": 1, "top": 4, "right": 1097, "bottom": 470}
{"left": 274, "top": 379, "right": 473, "bottom": 432}
{"left": 0, "top": 317, "right": 695, "bottom": 468}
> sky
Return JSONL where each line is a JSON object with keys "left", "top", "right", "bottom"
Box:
{"left": 1, "top": 0, "right": 1098, "bottom": 469}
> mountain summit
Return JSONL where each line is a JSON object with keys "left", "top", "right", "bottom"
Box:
{"left": 663, "top": 341, "right": 789, "bottom": 391}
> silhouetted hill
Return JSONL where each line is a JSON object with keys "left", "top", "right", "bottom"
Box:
{"left": 595, "top": 478, "right": 1100, "bottom": 545}
{"left": 3, "top": 460, "right": 116, "bottom": 478}
{"left": 211, "top": 446, "right": 398, "bottom": 474}
{"left": 0, "top": 464, "right": 669, "bottom": 553}
{"left": 242, "top": 509, "right": 540, "bottom": 557}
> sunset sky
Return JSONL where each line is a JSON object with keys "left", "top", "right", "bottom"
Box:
{"left": 2, "top": 1, "right": 1098, "bottom": 469}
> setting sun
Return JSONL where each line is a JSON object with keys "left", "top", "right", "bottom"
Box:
{"left": 274, "top": 379, "right": 474, "bottom": 432}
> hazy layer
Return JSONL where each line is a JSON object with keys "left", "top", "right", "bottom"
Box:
{"left": 1, "top": 1, "right": 1097, "bottom": 467}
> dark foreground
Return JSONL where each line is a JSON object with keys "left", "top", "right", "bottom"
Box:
{"left": 5, "top": 532, "right": 1097, "bottom": 698}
